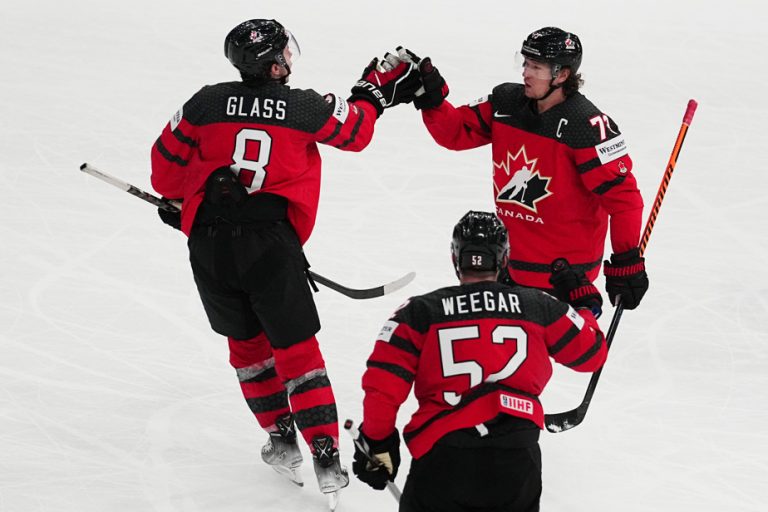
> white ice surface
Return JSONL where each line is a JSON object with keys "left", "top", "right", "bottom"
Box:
{"left": 1, "top": 1, "right": 767, "bottom": 511}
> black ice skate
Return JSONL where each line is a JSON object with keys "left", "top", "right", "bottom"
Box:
{"left": 311, "top": 435, "right": 349, "bottom": 511}
{"left": 261, "top": 414, "right": 304, "bottom": 486}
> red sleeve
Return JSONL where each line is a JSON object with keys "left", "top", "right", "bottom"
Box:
{"left": 361, "top": 315, "right": 421, "bottom": 441}
{"left": 150, "top": 106, "right": 199, "bottom": 200}
{"left": 605, "top": 183, "right": 644, "bottom": 254}
{"left": 313, "top": 95, "right": 378, "bottom": 152}
{"left": 421, "top": 98, "right": 493, "bottom": 151}
{"left": 579, "top": 156, "right": 643, "bottom": 253}
{"left": 572, "top": 116, "right": 644, "bottom": 254}
{"left": 545, "top": 305, "right": 607, "bottom": 372}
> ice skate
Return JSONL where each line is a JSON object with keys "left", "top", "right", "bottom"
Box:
{"left": 311, "top": 436, "right": 349, "bottom": 511}
{"left": 261, "top": 414, "right": 304, "bottom": 487}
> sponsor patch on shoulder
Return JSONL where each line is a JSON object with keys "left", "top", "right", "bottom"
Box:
{"left": 325, "top": 94, "right": 350, "bottom": 123}
{"left": 377, "top": 320, "right": 399, "bottom": 343}
{"left": 565, "top": 305, "right": 585, "bottom": 329}
{"left": 595, "top": 134, "right": 628, "bottom": 164}
{"left": 170, "top": 106, "right": 183, "bottom": 130}
{"left": 468, "top": 95, "right": 489, "bottom": 107}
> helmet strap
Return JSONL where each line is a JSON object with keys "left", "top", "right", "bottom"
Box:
{"left": 274, "top": 54, "right": 292, "bottom": 84}
{"left": 536, "top": 82, "right": 560, "bottom": 102}
{"left": 535, "top": 64, "right": 565, "bottom": 102}
{"left": 280, "top": 64, "right": 291, "bottom": 84}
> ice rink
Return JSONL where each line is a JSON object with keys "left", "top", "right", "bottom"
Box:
{"left": 2, "top": 0, "right": 766, "bottom": 510}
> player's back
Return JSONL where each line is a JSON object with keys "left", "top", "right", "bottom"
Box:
{"left": 152, "top": 78, "right": 368, "bottom": 241}
{"left": 181, "top": 80, "right": 333, "bottom": 195}
{"left": 405, "top": 281, "right": 565, "bottom": 408}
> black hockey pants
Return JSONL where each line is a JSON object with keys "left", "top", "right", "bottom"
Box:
{"left": 399, "top": 423, "right": 541, "bottom": 512}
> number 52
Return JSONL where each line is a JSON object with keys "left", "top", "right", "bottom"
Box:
{"left": 438, "top": 325, "right": 528, "bottom": 406}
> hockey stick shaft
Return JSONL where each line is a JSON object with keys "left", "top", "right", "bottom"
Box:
{"left": 79, "top": 163, "right": 414, "bottom": 299}
{"left": 638, "top": 99, "right": 698, "bottom": 255}
{"left": 545, "top": 99, "right": 698, "bottom": 433}
{"left": 343, "top": 419, "right": 402, "bottom": 502}
{"left": 80, "top": 163, "right": 179, "bottom": 212}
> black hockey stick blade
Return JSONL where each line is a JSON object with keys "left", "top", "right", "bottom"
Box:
{"left": 544, "top": 301, "right": 625, "bottom": 433}
{"left": 545, "top": 100, "right": 697, "bottom": 434}
{"left": 309, "top": 271, "right": 415, "bottom": 300}
{"left": 79, "top": 162, "right": 415, "bottom": 299}
{"left": 544, "top": 375, "right": 599, "bottom": 433}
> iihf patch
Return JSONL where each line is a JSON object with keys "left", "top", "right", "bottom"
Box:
{"left": 468, "top": 95, "right": 489, "bottom": 107}
{"left": 170, "top": 106, "right": 183, "bottom": 130}
{"left": 500, "top": 393, "right": 534, "bottom": 415}
{"left": 565, "top": 305, "right": 585, "bottom": 329}
{"left": 377, "top": 320, "right": 399, "bottom": 343}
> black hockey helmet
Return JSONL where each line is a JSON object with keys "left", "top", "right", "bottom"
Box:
{"left": 451, "top": 211, "right": 509, "bottom": 275}
{"left": 224, "top": 19, "right": 299, "bottom": 78}
{"left": 521, "top": 27, "right": 582, "bottom": 74}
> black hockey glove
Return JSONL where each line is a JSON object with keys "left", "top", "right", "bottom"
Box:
{"left": 349, "top": 53, "right": 421, "bottom": 117}
{"left": 549, "top": 258, "right": 603, "bottom": 315}
{"left": 603, "top": 248, "right": 649, "bottom": 310}
{"left": 352, "top": 426, "right": 400, "bottom": 491}
{"left": 397, "top": 48, "right": 449, "bottom": 110}
{"left": 157, "top": 199, "right": 182, "bottom": 231}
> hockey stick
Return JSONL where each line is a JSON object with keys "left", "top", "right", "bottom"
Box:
{"left": 79, "top": 163, "right": 415, "bottom": 299}
{"left": 309, "top": 271, "right": 415, "bottom": 300}
{"left": 545, "top": 99, "right": 698, "bottom": 433}
{"left": 343, "top": 419, "right": 402, "bottom": 502}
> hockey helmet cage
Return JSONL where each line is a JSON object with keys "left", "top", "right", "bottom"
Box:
{"left": 451, "top": 211, "right": 509, "bottom": 275}
{"left": 224, "top": 19, "right": 298, "bottom": 78}
{"left": 521, "top": 27, "right": 582, "bottom": 74}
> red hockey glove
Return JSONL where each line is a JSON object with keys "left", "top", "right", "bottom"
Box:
{"left": 349, "top": 54, "right": 421, "bottom": 117}
{"left": 550, "top": 258, "right": 603, "bottom": 315}
{"left": 603, "top": 248, "right": 649, "bottom": 309}
{"left": 397, "top": 47, "right": 449, "bottom": 110}
{"left": 352, "top": 426, "right": 400, "bottom": 491}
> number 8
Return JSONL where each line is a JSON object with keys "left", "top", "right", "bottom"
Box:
{"left": 232, "top": 128, "right": 272, "bottom": 193}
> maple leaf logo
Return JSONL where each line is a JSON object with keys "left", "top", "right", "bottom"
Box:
{"left": 249, "top": 30, "right": 264, "bottom": 43}
{"left": 493, "top": 146, "right": 552, "bottom": 213}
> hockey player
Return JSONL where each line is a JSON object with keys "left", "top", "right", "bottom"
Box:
{"left": 398, "top": 27, "right": 649, "bottom": 310}
{"left": 352, "top": 211, "right": 607, "bottom": 511}
{"left": 150, "top": 19, "right": 419, "bottom": 497}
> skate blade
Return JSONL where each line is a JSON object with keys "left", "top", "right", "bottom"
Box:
{"left": 270, "top": 464, "right": 304, "bottom": 487}
{"left": 327, "top": 490, "right": 340, "bottom": 511}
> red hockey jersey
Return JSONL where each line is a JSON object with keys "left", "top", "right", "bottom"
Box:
{"left": 361, "top": 281, "right": 606, "bottom": 459}
{"left": 151, "top": 80, "right": 378, "bottom": 243}
{"left": 422, "top": 84, "right": 643, "bottom": 288}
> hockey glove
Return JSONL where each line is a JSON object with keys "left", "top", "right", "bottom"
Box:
{"left": 549, "top": 258, "right": 603, "bottom": 315}
{"left": 397, "top": 47, "right": 449, "bottom": 110}
{"left": 352, "top": 426, "right": 400, "bottom": 491}
{"left": 349, "top": 54, "right": 421, "bottom": 117}
{"left": 603, "top": 248, "right": 649, "bottom": 310}
{"left": 157, "top": 199, "right": 182, "bottom": 231}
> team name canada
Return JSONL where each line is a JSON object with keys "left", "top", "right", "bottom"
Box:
{"left": 226, "top": 96, "right": 287, "bottom": 120}
{"left": 441, "top": 290, "right": 522, "bottom": 316}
